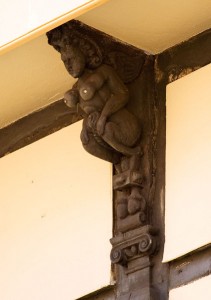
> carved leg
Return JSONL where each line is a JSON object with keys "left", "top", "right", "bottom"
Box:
{"left": 82, "top": 133, "right": 121, "bottom": 164}
{"left": 102, "top": 123, "right": 141, "bottom": 156}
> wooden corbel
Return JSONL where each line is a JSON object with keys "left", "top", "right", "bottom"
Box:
{"left": 47, "top": 20, "right": 161, "bottom": 300}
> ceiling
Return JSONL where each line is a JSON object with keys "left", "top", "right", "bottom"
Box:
{"left": 0, "top": 0, "right": 210, "bottom": 129}
{"left": 78, "top": 0, "right": 211, "bottom": 53}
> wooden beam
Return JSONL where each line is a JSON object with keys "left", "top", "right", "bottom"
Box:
{"left": 0, "top": 99, "right": 81, "bottom": 158}
{"left": 169, "top": 246, "right": 211, "bottom": 289}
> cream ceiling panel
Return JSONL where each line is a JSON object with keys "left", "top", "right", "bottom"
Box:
{"left": 79, "top": 0, "right": 211, "bottom": 53}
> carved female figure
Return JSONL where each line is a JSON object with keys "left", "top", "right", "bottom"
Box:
{"left": 47, "top": 24, "right": 141, "bottom": 163}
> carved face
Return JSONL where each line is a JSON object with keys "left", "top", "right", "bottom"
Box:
{"left": 61, "top": 45, "right": 86, "bottom": 78}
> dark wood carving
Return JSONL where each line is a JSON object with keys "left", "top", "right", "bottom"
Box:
{"left": 110, "top": 226, "right": 158, "bottom": 267}
{"left": 64, "top": 64, "right": 142, "bottom": 164}
{"left": 47, "top": 20, "right": 160, "bottom": 300}
{"left": 47, "top": 22, "right": 143, "bottom": 164}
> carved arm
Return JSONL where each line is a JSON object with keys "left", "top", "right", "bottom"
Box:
{"left": 97, "top": 65, "right": 129, "bottom": 119}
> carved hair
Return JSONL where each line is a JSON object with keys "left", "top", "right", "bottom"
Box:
{"left": 47, "top": 22, "right": 103, "bottom": 69}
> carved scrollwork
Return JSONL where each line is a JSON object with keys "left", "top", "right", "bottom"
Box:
{"left": 138, "top": 234, "right": 153, "bottom": 252}
{"left": 110, "top": 226, "right": 158, "bottom": 267}
{"left": 110, "top": 248, "right": 125, "bottom": 265}
{"left": 110, "top": 248, "right": 124, "bottom": 264}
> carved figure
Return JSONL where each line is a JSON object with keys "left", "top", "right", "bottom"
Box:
{"left": 65, "top": 65, "right": 141, "bottom": 163}
{"left": 47, "top": 24, "right": 141, "bottom": 163}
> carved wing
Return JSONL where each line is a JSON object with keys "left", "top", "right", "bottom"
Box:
{"left": 106, "top": 51, "right": 146, "bottom": 83}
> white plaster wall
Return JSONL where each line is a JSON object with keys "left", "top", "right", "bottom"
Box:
{"left": 164, "top": 64, "right": 211, "bottom": 262}
{"left": 169, "top": 275, "right": 211, "bottom": 300}
{"left": 0, "top": 121, "right": 112, "bottom": 300}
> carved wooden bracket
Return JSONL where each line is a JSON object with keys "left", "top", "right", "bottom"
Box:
{"left": 47, "top": 20, "right": 160, "bottom": 300}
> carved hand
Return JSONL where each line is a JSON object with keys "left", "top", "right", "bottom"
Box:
{"left": 87, "top": 111, "right": 100, "bottom": 129}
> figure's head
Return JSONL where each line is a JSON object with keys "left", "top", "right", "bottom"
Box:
{"left": 60, "top": 44, "right": 86, "bottom": 78}
{"left": 47, "top": 22, "right": 102, "bottom": 78}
